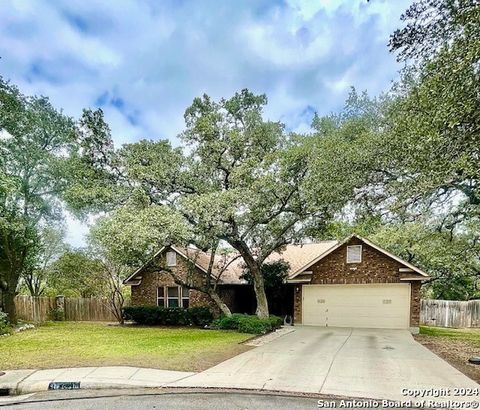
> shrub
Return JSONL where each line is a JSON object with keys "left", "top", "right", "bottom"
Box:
{"left": 211, "top": 314, "right": 283, "bottom": 334}
{"left": 48, "top": 307, "right": 65, "bottom": 321}
{"left": 188, "top": 307, "right": 214, "bottom": 326}
{"left": 211, "top": 313, "right": 245, "bottom": 330}
{"left": 0, "top": 309, "right": 11, "bottom": 335}
{"left": 122, "top": 306, "right": 214, "bottom": 326}
{"left": 268, "top": 315, "right": 283, "bottom": 329}
{"left": 236, "top": 316, "right": 271, "bottom": 334}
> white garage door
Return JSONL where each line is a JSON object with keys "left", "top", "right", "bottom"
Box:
{"left": 302, "top": 284, "right": 411, "bottom": 329}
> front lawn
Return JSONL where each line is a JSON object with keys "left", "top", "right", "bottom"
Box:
{"left": 415, "top": 326, "right": 480, "bottom": 382}
{"left": 0, "top": 322, "right": 253, "bottom": 371}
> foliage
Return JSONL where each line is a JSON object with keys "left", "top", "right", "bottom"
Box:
{"left": 210, "top": 313, "right": 246, "bottom": 330}
{"left": 187, "top": 307, "right": 214, "bottom": 326}
{"left": 304, "top": 88, "right": 393, "bottom": 239}
{"left": 21, "top": 226, "right": 67, "bottom": 297}
{"left": 382, "top": 0, "right": 480, "bottom": 226}
{"left": 89, "top": 206, "right": 191, "bottom": 268}
{"left": 65, "top": 90, "right": 366, "bottom": 319}
{"left": 370, "top": 222, "right": 480, "bottom": 300}
{"left": 0, "top": 309, "right": 11, "bottom": 335}
{"left": 241, "top": 260, "right": 289, "bottom": 289}
{"left": 0, "top": 77, "right": 76, "bottom": 323}
{"left": 122, "top": 305, "right": 213, "bottom": 327}
{"left": 211, "top": 313, "right": 283, "bottom": 334}
{"left": 48, "top": 307, "right": 65, "bottom": 321}
{"left": 48, "top": 250, "right": 106, "bottom": 297}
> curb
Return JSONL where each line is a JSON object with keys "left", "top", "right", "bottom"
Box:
{"left": 0, "top": 370, "right": 36, "bottom": 396}
{"left": 4, "top": 379, "right": 173, "bottom": 396}
{"left": 0, "top": 367, "right": 196, "bottom": 396}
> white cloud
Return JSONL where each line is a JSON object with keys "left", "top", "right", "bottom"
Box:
{"left": 0, "top": 0, "right": 411, "bottom": 245}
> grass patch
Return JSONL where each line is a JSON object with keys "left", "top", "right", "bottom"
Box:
{"left": 0, "top": 321, "right": 252, "bottom": 372}
{"left": 420, "top": 326, "right": 480, "bottom": 347}
{"left": 417, "top": 326, "right": 480, "bottom": 383}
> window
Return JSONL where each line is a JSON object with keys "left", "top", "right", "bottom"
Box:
{"left": 166, "top": 251, "right": 177, "bottom": 266}
{"left": 167, "top": 286, "right": 179, "bottom": 307}
{"left": 181, "top": 286, "right": 190, "bottom": 308}
{"left": 347, "top": 245, "right": 362, "bottom": 263}
{"left": 157, "top": 287, "right": 165, "bottom": 307}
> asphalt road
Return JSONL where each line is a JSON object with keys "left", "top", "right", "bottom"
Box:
{"left": 0, "top": 391, "right": 321, "bottom": 410}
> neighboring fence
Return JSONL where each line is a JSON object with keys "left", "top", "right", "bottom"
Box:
{"left": 15, "top": 295, "right": 118, "bottom": 322}
{"left": 15, "top": 296, "right": 57, "bottom": 323}
{"left": 63, "top": 297, "right": 117, "bottom": 321}
{"left": 420, "top": 299, "right": 480, "bottom": 328}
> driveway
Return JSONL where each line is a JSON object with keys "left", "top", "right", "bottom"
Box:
{"left": 172, "top": 326, "right": 480, "bottom": 401}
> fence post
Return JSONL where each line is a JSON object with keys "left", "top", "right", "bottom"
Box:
{"left": 55, "top": 295, "right": 65, "bottom": 321}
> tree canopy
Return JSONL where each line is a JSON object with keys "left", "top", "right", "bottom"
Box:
{"left": 66, "top": 90, "right": 367, "bottom": 318}
{"left": 0, "top": 78, "right": 75, "bottom": 322}
{"left": 383, "top": 0, "right": 480, "bottom": 227}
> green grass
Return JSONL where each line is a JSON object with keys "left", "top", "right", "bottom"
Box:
{"left": 0, "top": 322, "right": 253, "bottom": 371}
{"left": 420, "top": 326, "right": 480, "bottom": 347}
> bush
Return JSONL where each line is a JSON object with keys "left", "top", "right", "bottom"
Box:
{"left": 188, "top": 307, "right": 214, "bottom": 326}
{"left": 122, "top": 306, "right": 214, "bottom": 326}
{"left": 0, "top": 309, "right": 11, "bottom": 335}
{"left": 211, "top": 314, "right": 283, "bottom": 334}
{"left": 268, "top": 315, "right": 283, "bottom": 329}
{"left": 48, "top": 307, "right": 65, "bottom": 321}
{"left": 211, "top": 313, "right": 245, "bottom": 330}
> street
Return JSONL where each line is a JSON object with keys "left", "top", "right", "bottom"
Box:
{"left": 0, "top": 390, "right": 321, "bottom": 409}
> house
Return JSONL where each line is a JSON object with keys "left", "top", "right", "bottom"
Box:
{"left": 123, "top": 234, "right": 429, "bottom": 333}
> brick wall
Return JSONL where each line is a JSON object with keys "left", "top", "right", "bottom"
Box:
{"left": 410, "top": 281, "right": 421, "bottom": 326}
{"left": 293, "top": 238, "right": 422, "bottom": 327}
{"left": 130, "top": 249, "right": 221, "bottom": 314}
{"left": 293, "top": 285, "right": 302, "bottom": 324}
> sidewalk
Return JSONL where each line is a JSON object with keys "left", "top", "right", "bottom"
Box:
{"left": 0, "top": 366, "right": 195, "bottom": 395}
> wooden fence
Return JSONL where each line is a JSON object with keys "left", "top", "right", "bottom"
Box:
{"left": 15, "top": 295, "right": 118, "bottom": 322}
{"left": 15, "top": 296, "right": 57, "bottom": 323}
{"left": 15, "top": 295, "right": 480, "bottom": 327}
{"left": 420, "top": 299, "right": 480, "bottom": 328}
{"left": 63, "top": 297, "right": 117, "bottom": 321}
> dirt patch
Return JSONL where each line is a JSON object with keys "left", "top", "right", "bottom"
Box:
{"left": 414, "top": 334, "right": 480, "bottom": 383}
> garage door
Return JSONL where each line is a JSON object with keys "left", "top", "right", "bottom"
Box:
{"left": 302, "top": 284, "right": 411, "bottom": 329}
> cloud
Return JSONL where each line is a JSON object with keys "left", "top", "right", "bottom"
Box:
{"left": 0, "top": 0, "right": 411, "bottom": 244}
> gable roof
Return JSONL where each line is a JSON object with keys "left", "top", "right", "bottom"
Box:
{"left": 124, "top": 245, "right": 207, "bottom": 285}
{"left": 265, "top": 241, "right": 338, "bottom": 276}
{"left": 124, "top": 234, "right": 429, "bottom": 285}
{"left": 123, "top": 245, "right": 247, "bottom": 285}
{"left": 288, "top": 234, "right": 429, "bottom": 279}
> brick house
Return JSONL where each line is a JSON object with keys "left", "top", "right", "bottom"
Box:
{"left": 123, "top": 234, "right": 429, "bottom": 333}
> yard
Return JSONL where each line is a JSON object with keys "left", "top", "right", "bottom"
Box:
{"left": 0, "top": 322, "right": 253, "bottom": 372}
{"left": 415, "top": 326, "right": 480, "bottom": 383}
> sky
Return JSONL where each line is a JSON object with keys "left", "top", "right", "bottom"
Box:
{"left": 0, "top": 0, "right": 410, "bottom": 246}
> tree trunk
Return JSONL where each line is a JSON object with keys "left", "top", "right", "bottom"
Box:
{"left": 111, "top": 289, "right": 125, "bottom": 325}
{"left": 168, "top": 267, "right": 232, "bottom": 317}
{"left": 249, "top": 263, "right": 269, "bottom": 319}
{"left": 209, "top": 290, "right": 232, "bottom": 317}
{"left": 229, "top": 240, "right": 270, "bottom": 319}
{"left": 1, "top": 288, "right": 17, "bottom": 324}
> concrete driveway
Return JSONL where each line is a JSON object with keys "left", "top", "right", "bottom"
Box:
{"left": 172, "top": 326, "right": 480, "bottom": 401}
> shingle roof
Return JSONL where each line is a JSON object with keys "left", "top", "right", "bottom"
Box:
{"left": 168, "top": 242, "right": 339, "bottom": 284}
{"left": 124, "top": 235, "right": 429, "bottom": 285}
